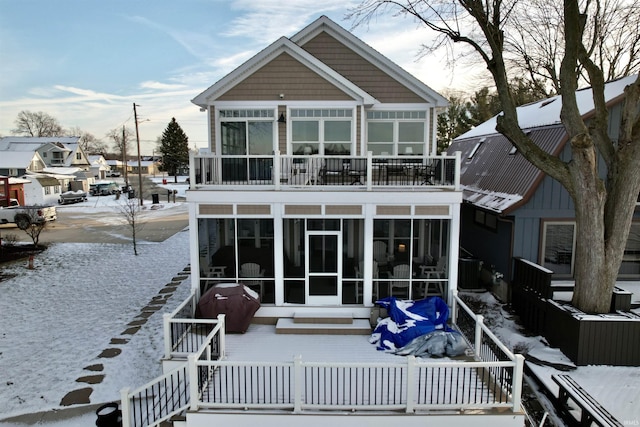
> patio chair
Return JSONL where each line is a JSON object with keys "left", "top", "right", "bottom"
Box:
{"left": 419, "top": 255, "right": 447, "bottom": 297}
{"left": 348, "top": 158, "right": 367, "bottom": 185}
{"left": 240, "top": 262, "right": 265, "bottom": 299}
{"left": 389, "top": 264, "right": 411, "bottom": 299}
{"left": 373, "top": 241, "right": 389, "bottom": 268}
{"left": 320, "top": 158, "right": 346, "bottom": 184}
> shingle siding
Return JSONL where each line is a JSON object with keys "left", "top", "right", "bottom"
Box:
{"left": 300, "top": 32, "right": 425, "bottom": 103}
{"left": 218, "top": 53, "right": 353, "bottom": 101}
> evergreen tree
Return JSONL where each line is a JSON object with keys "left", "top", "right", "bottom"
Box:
{"left": 437, "top": 96, "right": 474, "bottom": 153}
{"left": 158, "top": 118, "right": 189, "bottom": 183}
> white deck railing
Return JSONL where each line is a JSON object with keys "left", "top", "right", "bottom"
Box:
{"left": 190, "top": 152, "right": 461, "bottom": 191}
{"left": 120, "top": 314, "right": 226, "bottom": 427}
{"left": 121, "top": 293, "right": 523, "bottom": 427}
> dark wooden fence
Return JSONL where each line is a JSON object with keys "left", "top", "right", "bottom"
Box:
{"left": 511, "top": 258, "right": 640, "bottom": 366}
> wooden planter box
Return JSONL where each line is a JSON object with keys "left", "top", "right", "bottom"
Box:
{"left": 544, "top": 300, "right": 640, "bottom": 366}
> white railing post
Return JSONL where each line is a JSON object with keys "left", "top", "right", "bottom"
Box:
{"left": 274, "top": 151, "right": 281, "bottom": 190}
{"left": 188, "top": 152, "right": 195, "bottom": 188}
{"left": 366, "top": 151, "right": 373, "bottom": 191}
{"left": 293, "top": 355, "right": 303, "bottom": 413}
{"left": 406, "top": 356, "right": 416, "bottom": 413}
{"left": 454, "top": 151, "right": 461, "bottom": 190}
{"left": 188, "top": 354, "right": 199, "bottom": 411}
{"left": 163, "top": 313, "right": 172, "bottom": 359}
{"left": 217, "top": 314, "right": 226, "bottom": 359}
{"left": 120, "top": 387, "right": 131, "bottom": 427}
{"left": 511, "top": 354, "right": 525, "bottom": 412}
{"left": 475, "top": 314, "right": 484, "bottom": 358}
{"left": 451, "top": 289, "right": 458, "bottom": 326}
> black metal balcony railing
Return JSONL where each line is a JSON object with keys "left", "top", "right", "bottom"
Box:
{"left": 190, "top": 152, "right": 461, "bottom": 190}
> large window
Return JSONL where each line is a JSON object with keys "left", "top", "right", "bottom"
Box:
{"left": 219, "top": 109, "right": 275, "bottom": 181}
{"left": 291, "top": 109, "right": 353, "bottom": 155}
{"left": 366, "top": 111, "right": 427, "bottom": 155}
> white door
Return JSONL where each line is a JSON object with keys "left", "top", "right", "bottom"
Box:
{"left": 306, "top": 231, "right": 341, "bottom": 305}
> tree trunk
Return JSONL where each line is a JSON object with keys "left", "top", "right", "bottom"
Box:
{"left": 569, "top": 145, "right": 613, "bottom": 312}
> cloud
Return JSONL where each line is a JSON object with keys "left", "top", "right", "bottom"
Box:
{"left": 140, "top": 81, "right": 187, "bottom": 90}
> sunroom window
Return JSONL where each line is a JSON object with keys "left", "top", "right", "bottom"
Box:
{"left": 366, "top": 111, "right": 426, "bottom": 155}
{"left": 291, "top": 109, "right": 353, "bottom": 155}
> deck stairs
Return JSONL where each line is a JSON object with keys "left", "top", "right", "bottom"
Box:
{"left": 275, "top": 312, "right": 372, "bottom": 335}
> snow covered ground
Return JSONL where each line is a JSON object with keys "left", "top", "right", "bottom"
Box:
{"left": 0, "top": 180, "right": 192, "bottom": 426}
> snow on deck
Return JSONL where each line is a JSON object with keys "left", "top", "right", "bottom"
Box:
{"left": 224, "top": 323, "right": 414, "bottom": 363}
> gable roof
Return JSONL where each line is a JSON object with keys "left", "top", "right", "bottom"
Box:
{"left": 449, "top": 74, "right": 638, "bottom": 214}
{"left": 192, "top": 15, "right": 446, "bottom": 108}
{"left": 291, "top": 16, "right": 448, "bottom": 106}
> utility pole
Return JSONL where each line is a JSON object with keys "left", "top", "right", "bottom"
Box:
{"left": 133, "top": 103, "right": 144, "bottom": 206}
{"left": 122, "top": 126, "right": 128, "bottom": 185}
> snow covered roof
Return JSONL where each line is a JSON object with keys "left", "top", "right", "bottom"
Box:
{"left": 449, "top": 74, "right": 637, "bottom": 213}
{"left": 42, "top": 167, "right": 83, "bottom": 176}
{"left": 458, "top": 74, "right": 638, "bottom": 139}
{"left": 0, "top": 151, "right": 40, "bottom": 168}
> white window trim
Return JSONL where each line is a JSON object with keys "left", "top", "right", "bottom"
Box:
{"left": 365, "top": 110, "right": 428, "bottom": 155}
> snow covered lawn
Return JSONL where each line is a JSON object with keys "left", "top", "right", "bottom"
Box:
{"left": 0, "top": 185, "right": 192, "bottom": 425}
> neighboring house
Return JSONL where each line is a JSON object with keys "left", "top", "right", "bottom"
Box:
{"left": 21, "top": 174, "right": 62, "bottom": 206}
{"left": 0, "top": 176, "right": 28, "bottom": 206}
{"left": 0, "top": 137, "right": 91, "bottom": 171}
{"left": 121, "top": 16, "right": 526, "bottom": 427}
{"left": 127, "top": 159, "right": 160, "bottom": 175}
{"left": 0, "top": 151, "right": 46, "bottom": 176}
{"left": 447, "top": 74, "right": 640, "bottom": 290}
{"left": 105, "top": 159, "right": 127, "bottom": 176}
{"left": 88, "top": 155, "right": 110, "bottom": 179}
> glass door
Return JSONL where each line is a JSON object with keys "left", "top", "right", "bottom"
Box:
{"left": 306, "top": 231, "right": 341, "bottom": 305}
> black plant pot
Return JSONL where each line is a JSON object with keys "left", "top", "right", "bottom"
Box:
{"left": 96, "top": 402, "right": 122, "bottom": 427}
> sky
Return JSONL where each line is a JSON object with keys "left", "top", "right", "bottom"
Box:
{"left": 0, "top": 0, "right": 483, "bottom": 155}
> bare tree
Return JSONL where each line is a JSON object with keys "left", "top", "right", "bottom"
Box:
{"left": 106, "top": 127, "right": 133, "bottom": 159}
{"left": 349, "top": 0, "right": 640, "bottom": 314}
{"left": 13, "top": 110, "right": 64, "bottom": 137}
{"left": 116, "top": 195, "right": 144, "bottom": 255}
{"left": 67, "top": 126, "right": 108, "bottom": 155}
{"left": 19, "top": 208, "right": 49, "bottom": 247}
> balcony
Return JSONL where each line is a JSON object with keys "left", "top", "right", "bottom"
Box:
{"left": 190, "top": 152, "right": 461, "bottom": 191}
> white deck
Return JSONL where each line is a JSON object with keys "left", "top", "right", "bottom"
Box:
{"left": 223, "top": 323, "right": 461, "bottom": 363}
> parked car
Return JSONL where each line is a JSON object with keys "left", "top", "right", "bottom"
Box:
{"left": 108, "top": 171, "right": 121, "bottom": 177}
{"left": 90, "top": 182, "right": 119, "bottom": 196}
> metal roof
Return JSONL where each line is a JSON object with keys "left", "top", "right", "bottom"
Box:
{"left": 448, "top": 124, "right": 567, "bottom": 213}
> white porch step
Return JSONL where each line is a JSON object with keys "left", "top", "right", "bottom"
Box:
{"left": 276, "top": 318, "right": 371, "bottom": 335}
{"left": 293, "top": 311, "right": 353, "bottom": 324}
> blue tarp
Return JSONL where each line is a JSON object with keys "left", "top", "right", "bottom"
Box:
{"left": 369, "top": 296, "right": 466, "bottom": 357}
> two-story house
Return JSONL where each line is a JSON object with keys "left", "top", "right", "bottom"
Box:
{"left": 120, "top": 16, "right": 526, "bottom": 427}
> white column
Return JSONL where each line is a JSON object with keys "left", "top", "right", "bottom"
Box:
{"left": 273, "top": 203, "right": 285, "bottom": 306}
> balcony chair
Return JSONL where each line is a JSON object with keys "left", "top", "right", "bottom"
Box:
{"left": 348, "top": 158, "right": 367, "bottom": 185}
{"left": 389, "top": 263, "right": 411, "bottom": 299}
{"left": 419, "top": 255, "right": 447, "bottom": 297}
{"left": 320, "top": 158, "right": 346, "bottom": 184}
{"left": 240, "top": 262, "right": 265, "bottom": 299}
